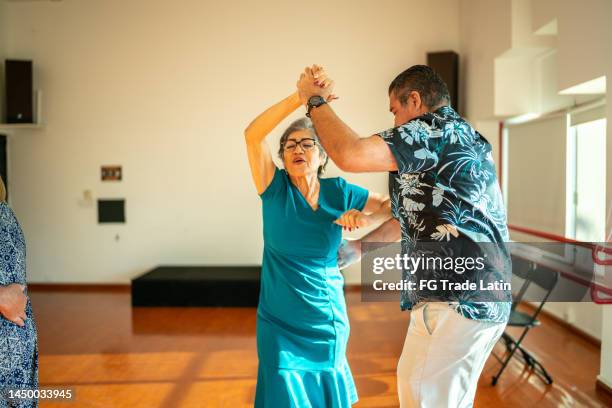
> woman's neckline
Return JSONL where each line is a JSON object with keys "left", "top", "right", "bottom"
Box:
{"left": 287, "top": 172, "right": 321, "bottom": 212}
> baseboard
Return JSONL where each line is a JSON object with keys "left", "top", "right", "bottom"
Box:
{"left": 596, "top": 377, "right": 612, "bottom": 397}
{"left": 519, "top": 301, "right": 601, "bottom": 348}
{"left": 28, "top": 283, "right": 130, "bottom": 293}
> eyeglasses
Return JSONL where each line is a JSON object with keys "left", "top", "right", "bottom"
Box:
{"left": 283, "top": 138, "right": 317, "bottom": 151}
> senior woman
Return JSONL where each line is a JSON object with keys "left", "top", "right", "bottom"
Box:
{"left": 0, "top": 175, "right": 38, "bottom": 407}
{"left": 244, "top": 86, "right": 391, "bottom": 407}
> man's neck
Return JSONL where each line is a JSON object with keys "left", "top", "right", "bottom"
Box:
{"left": 431, "top": 104, "right": 449, "bottom": 112}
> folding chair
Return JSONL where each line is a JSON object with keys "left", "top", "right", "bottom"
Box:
{"left": 491, "top": 255, "right": 559, "bottom": 385}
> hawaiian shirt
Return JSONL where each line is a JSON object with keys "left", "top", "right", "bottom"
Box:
{"left": 378, "top": 106, "right": 511, "bottom": 323}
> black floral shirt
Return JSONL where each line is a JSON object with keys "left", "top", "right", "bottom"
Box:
{"left": 379, "top": 106, "right": 511, "bottom": 323}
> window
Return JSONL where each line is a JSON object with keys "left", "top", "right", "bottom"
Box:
{"left": 503, "top": 101, "right": 606, "bottom": 244}
{"left": 505, "top": 115, "right": 568, "bottom": 236}
{"left": 568, "top": 118, "right": 607, "bottom": 242}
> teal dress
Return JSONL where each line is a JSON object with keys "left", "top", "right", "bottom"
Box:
{"left": 255, "top": 167, "right": 369, "bottom": 408}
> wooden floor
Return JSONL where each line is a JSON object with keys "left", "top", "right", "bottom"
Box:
{"left": 28, "top": 286, "right": 611, "bottom": 408}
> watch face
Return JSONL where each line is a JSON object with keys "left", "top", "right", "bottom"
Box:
{"left": 309, "top": 95, "right": 326, "bottom": 106}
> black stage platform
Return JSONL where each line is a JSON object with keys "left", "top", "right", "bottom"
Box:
{"left": 131, "top": 266, "right": 261, "bottom": 307}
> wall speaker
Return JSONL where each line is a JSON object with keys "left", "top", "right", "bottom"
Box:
{"left": 427, "top": 51, "right": 459, "bottom": 113}
{"left": 5, "top": 60, "right": 34, "bottom": 124}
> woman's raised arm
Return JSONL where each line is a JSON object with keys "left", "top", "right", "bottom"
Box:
{"left": 244, "top": 92, "right": 301, "bottom": 195}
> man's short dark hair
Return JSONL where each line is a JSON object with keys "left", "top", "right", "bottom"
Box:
{"left": 388, "top": 65, "right": 450, "bottom": 109}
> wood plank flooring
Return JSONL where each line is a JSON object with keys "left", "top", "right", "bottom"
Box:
{"left": 26, "top": 286, "right": 611, "bottom": 408}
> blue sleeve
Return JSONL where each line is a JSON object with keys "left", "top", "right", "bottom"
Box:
{"left": 337, "top": 177, "right": 369, "bottom": 212}
{"left": 377, "top": 119, "right": 439, "bottom": 173}
{"left": 259, "top": 167, "right": 285, "bottom": 201}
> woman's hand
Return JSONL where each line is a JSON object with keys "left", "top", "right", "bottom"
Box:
{"left": 297, "top": 65, "right": 338, "bottom": 105}
{"left": 0, "top": 283, "right": 28, "bottom": 327}
{"left": 335, "top": 209, "right": 371, "bottom": 231}
{"left": 311, "top": 65, "right": 339, "bottom": 102}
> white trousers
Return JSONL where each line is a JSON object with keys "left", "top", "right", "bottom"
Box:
{"left": 397, "top": 303, "right": 505, "bottom": 408}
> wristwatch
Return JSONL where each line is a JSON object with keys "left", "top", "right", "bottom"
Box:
{"left": 306, "top": 95, "right": 327, "bottom": 118}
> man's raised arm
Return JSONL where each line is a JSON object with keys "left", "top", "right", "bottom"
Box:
{"left": 296, "top": 67, "right": 397, "bottom": 173}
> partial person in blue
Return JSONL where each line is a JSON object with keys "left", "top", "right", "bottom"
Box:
{"left": 244, "top": 88, "right": 392, "bottom": 407}
{"left": 297, "top": 65, "right": 511, "bottom": 408}
{"left": 0, "top": 176, "right": 38, "bottom": 408}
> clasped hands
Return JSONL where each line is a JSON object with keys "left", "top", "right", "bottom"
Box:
{"left": 296, "top": 64, "right": 338, "bottom": 105}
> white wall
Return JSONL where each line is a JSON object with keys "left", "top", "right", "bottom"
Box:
{"left": 532, "top": 0, "right": 607, "bottom": 93}
{"left": 555, "top": 0, "right": 606, "bottom": 92}
{"left": 458, "top": 0, "right": 512, "bottom": 121}
{"left": 1, "top": 0, "right": 460, "bottom": 283}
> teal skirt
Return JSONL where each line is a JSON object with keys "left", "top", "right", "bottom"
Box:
{"left": 255, "top": 358, "right": 358, "bottom": 407}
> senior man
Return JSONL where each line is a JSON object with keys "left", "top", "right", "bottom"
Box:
{"left": 297, "top": 64, "right": 511, "bottom": 407}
